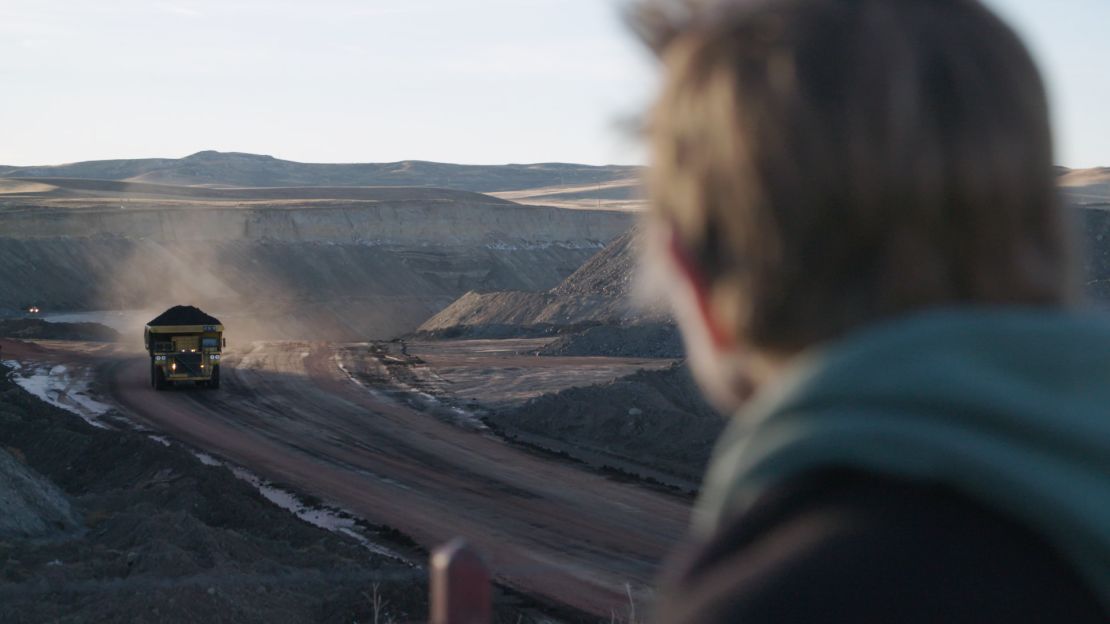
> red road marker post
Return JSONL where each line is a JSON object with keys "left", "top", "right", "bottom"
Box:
{"left": 431, "top": 538, "right": 491, "bottom": 624}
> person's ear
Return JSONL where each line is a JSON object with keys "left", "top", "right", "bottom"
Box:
{"left": 665, "top": 227, "right": 734, "bottom": 351}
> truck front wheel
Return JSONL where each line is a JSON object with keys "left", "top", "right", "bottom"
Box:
{"left": 152, "top": 363, "right": 169, "bottom": 391}
{"left": 209, "top": 365, "right": 220, "bottom": 390}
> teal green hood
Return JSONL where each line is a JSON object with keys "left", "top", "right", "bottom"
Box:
{"left": 696, "top": 308, "right": 1110, "bottom": 609}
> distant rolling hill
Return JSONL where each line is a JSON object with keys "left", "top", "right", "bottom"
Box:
{"left": 0, "top": 150, "right": 642, "bottom": 193}
{"left": 0, "top": 177, "right": 517, "bottom": 205}
{"left": 1059, "top": 166, "right": 1110, "bottom": 206}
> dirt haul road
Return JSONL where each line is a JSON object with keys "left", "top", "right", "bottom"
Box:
{"left": 7, "top": 339, "right": 690, "bottom": 618}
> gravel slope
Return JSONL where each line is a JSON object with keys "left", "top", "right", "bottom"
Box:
{"left": 0, "top": 360, "right": 428, "bottom": 624}
{"left": 418, "top": 229, "right": 669, "bottom": 335}
{"left": 487, "top": 364, "right": 723, "bottom": 484}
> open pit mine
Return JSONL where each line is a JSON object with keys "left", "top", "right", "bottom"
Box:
{"left": 3, "top": 153, "right": 1109, "bottom": 622}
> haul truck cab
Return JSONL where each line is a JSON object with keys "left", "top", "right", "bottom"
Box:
{"left": 145, "top": 305, "right": 224, "bottom": 390}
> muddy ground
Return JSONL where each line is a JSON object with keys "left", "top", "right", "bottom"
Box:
{"left": 0, "top": 359, "right": 584, "bottom": 623}
{"left": 385, "top": 340, "right": 721, "bottom": 488}
{"left": 395, "top": 338, "right": 676, "bottom": 410}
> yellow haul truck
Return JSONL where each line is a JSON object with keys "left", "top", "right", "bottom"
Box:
{"left": 144, "top": 305, "right": 224, "bottom": 390}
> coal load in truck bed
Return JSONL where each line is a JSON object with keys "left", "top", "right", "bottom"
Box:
{"left": 147, "top": 305, "right": 221, "bottom": 327}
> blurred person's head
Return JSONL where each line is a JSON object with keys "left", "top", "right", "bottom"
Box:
{"left": 632, "top": 0, "right": 1075, "bottom": 411}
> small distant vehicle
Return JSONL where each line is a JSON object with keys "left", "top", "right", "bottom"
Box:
{"left": 27, "top": 306, "right": 40, "bottom": 314}
{"left": 144, "top": 305, "right": 224, "bottom": 390}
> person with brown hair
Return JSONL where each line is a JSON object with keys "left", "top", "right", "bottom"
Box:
{"left": 631, "top": 0, "right": 1110, "bottom": 621}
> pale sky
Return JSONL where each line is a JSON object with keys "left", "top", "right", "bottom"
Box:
{"left": 0, "top": 0, "right": 1105, "bottom": 168}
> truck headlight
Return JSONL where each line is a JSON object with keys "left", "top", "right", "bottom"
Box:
{"left": 210, "top": 354, "right": 220, "bottom": 360}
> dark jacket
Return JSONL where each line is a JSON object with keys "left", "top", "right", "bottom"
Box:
{"left": 656, "top": 469, "right": 1105, "bottom": 623}
{"left": 661, "top": 309, "right": 1110, "bottom": 622}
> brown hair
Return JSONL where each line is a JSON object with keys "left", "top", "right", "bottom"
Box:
{"left": 633, "top": 0, "right": 1075, "bottom": 353}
